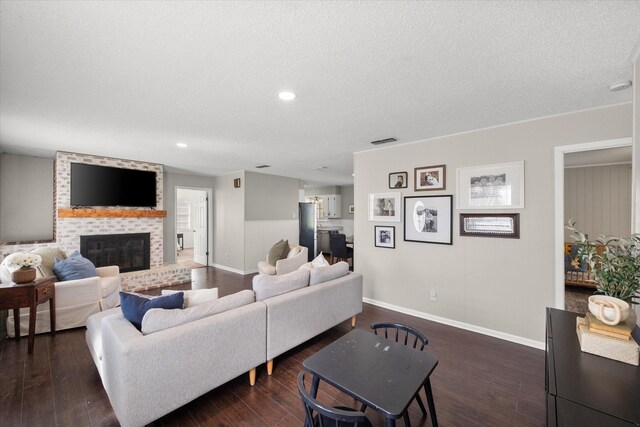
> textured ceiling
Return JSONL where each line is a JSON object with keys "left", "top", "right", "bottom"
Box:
{"left": 1, "top": 1, "right": 639, "bottom": 185}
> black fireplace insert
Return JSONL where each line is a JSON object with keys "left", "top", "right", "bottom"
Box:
{"left": 80, "top": 233, "right": 150, "bottom": 273}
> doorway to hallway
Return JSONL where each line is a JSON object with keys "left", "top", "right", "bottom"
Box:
{"left": 176, "top": 187, "right": 211, "bottom": 268}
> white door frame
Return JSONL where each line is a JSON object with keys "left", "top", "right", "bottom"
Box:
{"left": 175, "top": 186, "right": 213, "bottom": 265}
{"left": 554, "top": 137, "right": 633, "bottom": 309}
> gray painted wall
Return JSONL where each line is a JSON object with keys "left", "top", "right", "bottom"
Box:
{"left": 244, "top": 171, "right": 300, "bottom": 221}
{"left": 564, "top": 164, "right": 632, "bottom": 241}
{"left": 212, "top": 171, "right": 245, "bottom": 271}
{"left": 340, "top": 185, "right": 354, "bottom": 219}
{"left": 354, "top": 103, "right": 632, "bottom": 344}
{"left": 306, "top": 186, "right": 341, "bottom": 196}
{"left": 0, "top": 154, "right": 54, "bottom": 242}
{"left": 163, "top": 172, "right": 215, "bottom": 264}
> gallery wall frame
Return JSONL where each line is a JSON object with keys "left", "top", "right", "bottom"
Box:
{"left": 404, "top": 195, "right": 453, "bottom": 244}
{"left": 369, "top": 192, "right": 401, "bottom": 222}
{"left": 414, "top": 164, "right": 446, "bottom": 191}
{"left": 389, "top": 171, "right": 408, "bottom": 189}
{"left": 374, "top": 225, "right": 395, "bottom": 248}
{"left": 459, "top": 213, "right": 520, "bottom": 238}
{"left": 456, "top": 161, "right": 524, "bottom": 209}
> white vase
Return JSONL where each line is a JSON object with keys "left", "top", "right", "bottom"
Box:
{"left": 587, "top": 295, "right": 630, "bottom": 326}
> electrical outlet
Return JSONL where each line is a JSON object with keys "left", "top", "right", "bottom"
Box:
{"left": 430, "top": 290, "right": 437, "bottom": 302}
{"left": 224, "top": 253, "right": 229, "bottom": 260}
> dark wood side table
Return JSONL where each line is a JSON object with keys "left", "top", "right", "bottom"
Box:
{"left": 0, "top": 277, "right": 56, "bottom": 354}
{"left": 546, "top": 308, "right": 640, "bottom": 426}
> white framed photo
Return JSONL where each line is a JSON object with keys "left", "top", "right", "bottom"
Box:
{"left": 368, "top": 192, "right": 401, "bottom": 222}
{"left": 374, "top": 225, "right": 395, "bottom": 248}
{"left": 404, "top": 195, "right": 453, "bottom": 245}
{"left": 456, "top": 161, "right": 524, "bottom": 209}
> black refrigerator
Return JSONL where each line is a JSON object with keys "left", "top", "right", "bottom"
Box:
{"left": 299, "top": 202, "right": 317, "bottom": 262}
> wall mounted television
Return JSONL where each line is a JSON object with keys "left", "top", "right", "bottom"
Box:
{"left": 70, "top": 163, "right": 157, "bottom": 207}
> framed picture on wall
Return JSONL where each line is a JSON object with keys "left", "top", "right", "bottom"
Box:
{"left": 414, "top": 165, "right": 446, "bottom": 191}
{"left": 404, "top": 195, "right": 453, "bottom": 244}
{"left": 459, "top": 213, "right": 520, "bottom": 238}
{"left": 456, "top": 161, "right": 524, "bottom": 209}
{"left": 374, "top": 225, "right": 395, "bottom": 248}
{"left": 368, "top": 192, "right": 401, "bottom": 222}
{"left": 389, "top": 171, "right": 408, "bottom": 189}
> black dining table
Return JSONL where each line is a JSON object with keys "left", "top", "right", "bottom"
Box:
{"left": 303, "top": 328, "right": 439, "bottom": 427}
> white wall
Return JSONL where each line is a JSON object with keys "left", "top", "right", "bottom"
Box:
{"left": 564, "top": 164, "right": 632, "bottom": 241}
{"left": 633, "top": 48, "right": 640, "bottom": 322}
{"left": 354, "top": 103, "right": 632, "bottom": 345}
{"left": 0, "top": 154, "right": 54, "bottom": 242}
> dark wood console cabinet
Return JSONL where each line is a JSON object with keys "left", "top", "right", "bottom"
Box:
{"left": 545, "top": 308, "right": 640, "bottom": 426}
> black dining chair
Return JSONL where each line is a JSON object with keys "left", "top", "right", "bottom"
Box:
{"left": 298, "top": 371, "right": 373, "bottom": 427}
{"left": 367, "top": 322, "right": 438, "bottom": 427}
{"left": 329, "top": 233, "right": 353, "bottom": 266}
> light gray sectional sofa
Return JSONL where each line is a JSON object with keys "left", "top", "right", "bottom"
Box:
{"left": 85, "top": 262, "right": 363, "bottom": 427}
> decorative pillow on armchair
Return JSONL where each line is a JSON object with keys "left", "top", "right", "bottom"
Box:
{"left": 30, "top": 247, "right": 67, "bottom": 278}
{"left": 267, "top": 239, "right": 289, "bottom": 266}
{"left": 53, "top": 250, "right": 98, "bottom": 281}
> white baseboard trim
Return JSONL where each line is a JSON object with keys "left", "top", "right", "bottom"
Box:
{"left": 210, "top": 263, "right": 256, "bottom": 275}
{"left": 362, "top": 297, "right": 545, "bottom": 350}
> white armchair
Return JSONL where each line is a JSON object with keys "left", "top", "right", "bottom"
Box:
{"left": 1, "top": 247, "right": 121, "bottom": 337}
{"left": 257, "top": 244, "right": 308, "bottom": 275}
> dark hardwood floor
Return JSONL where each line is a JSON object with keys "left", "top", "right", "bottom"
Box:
{"left": 0, "top": 267, "right": 545, "bottom": 426}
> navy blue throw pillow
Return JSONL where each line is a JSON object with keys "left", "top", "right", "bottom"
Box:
{"left": 53, "top": 250, "right": 98, "bottom": 281}
{"left": 119, "top": 292, "right": 184, "bottom": 331}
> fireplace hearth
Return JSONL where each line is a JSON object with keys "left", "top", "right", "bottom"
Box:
{"left": 80, "top": 233, "right": 150, "bottom": 273}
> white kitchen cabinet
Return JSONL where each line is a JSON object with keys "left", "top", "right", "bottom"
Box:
{"left": 325, "top": 195, "right": 341, "bottom": 218}
{"left": 305, "top": 194, "right": 341, "bottom": 219}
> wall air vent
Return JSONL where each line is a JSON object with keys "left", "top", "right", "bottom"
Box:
{"left": 370, "top": 137, "right": 398, "bottom": 145}
{"left": 255, "top": 165, "right": 271, "bottom": 168}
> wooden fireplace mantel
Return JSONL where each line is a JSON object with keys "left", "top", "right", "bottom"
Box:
{"left": 58, "top": 209, "right": 167, "bottom": 219}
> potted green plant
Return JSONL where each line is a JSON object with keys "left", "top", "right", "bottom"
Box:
{"left": 567, "top": 220, "right": 640, "bottom": 304}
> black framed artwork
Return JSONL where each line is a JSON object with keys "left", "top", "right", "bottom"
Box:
{"left": 389, "top": 172, "right": 408, "bottom": 189}
{"left": 403, "top": 195, "right": 453, "bottom": 245}
{"left": 374, "top": 225, "right": 395, "bottom": 248}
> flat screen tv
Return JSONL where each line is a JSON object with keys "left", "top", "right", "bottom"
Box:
{"left": 70, "top": 163, "right": 157, "bottom": 207}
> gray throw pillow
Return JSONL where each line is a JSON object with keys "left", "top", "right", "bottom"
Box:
{"left": 141, "top": 289, "right": 255, "bottom": 334}
{"left": 253, "top": 268, "right": 309, "bottom": 301}
{"left": 267, "top": 239, "right": 289, "bottom": 266}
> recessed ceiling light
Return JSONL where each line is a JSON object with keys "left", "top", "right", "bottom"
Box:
{"left": 609, "top": 80, "right": 632, "bottom": 92}
{"left": 278, "top": 91, "right": 296, "bottom": 101}
{"left": 176, "top": 142, "right": 188, "bottom": 148}
{"left": 313, "top": 166, "right": 328, "bottom": 170}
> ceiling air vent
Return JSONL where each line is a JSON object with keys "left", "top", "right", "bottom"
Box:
{"left": 255, "top": 165, "right": 271, "bottom": 168}
{"left": 370, "top": 137, "right": 397, "bottom": 145}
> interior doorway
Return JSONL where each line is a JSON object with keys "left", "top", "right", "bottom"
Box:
{"left": 175, "top": 187, "right": 211, "bottom": 268}
{"left": 554, "top": 137, "right": 633, "bottom": 310}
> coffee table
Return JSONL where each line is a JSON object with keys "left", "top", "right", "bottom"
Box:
{"left": 303, "top": 328, "right": 439, "bottom": 427}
